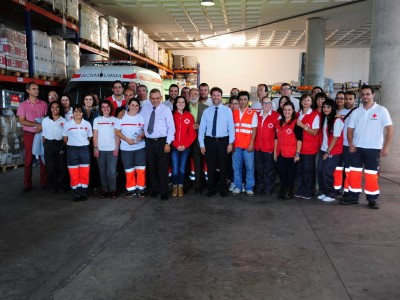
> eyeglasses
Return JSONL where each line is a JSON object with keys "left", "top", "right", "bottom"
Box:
{"left": 336, "top": 97, "right": 345, "bottom": 100}
{"left": 262, "top": 102, "right": 272, "bottom": 105}
{"left": 231, "top": 102, "right": 239, "bottom": 105}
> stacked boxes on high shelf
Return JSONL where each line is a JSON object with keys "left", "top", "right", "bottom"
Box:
{"left": 66, "top": 42, "right": 80, "bottom": 78}
{"left": 79, "top": 3, "right": 101, "bottom": 49}
{"left": 66, "top": 0, "right": 79, "bottom": 24}
{"left": 0, "top": 25, "right": 28, "bottom": 76}
{"left": 99, "top": 17, "right": 109, "bottom": 52}
{"left": 51, "top": 36, "right": 67, "bottom": 80}
{"left": 32, "top": 30, "right": 52, "bottom": 78}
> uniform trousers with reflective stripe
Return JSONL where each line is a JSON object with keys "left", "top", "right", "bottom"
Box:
{"left": 97, "top": 150, "right": 118, "bottom": 193}
{"left": 317, "top": 150, "right": 341, "bottom": 198}
{"left": 204, "top": 137, "right": 229, "bottom": 193}
{"left": 43, "top": 139, "right": 68, "bottom": 191}
{"left": 67, "top": 145, "right": 90, "bottom": 198}
{"left": 347, "top": 147, "right": 380, "bottom": 203}
{"left": 190, "top": 141, "right": 206, "bottom": 190}
{"left": 120, "top": 148, "right": 146, "bottom": 192}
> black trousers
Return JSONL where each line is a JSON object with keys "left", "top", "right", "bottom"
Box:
{"left": 255, "top": 150, "right": 276, "bottom": 193}
{"left": 204, "top": 137, "right": 229, "bottom": 193}
{"left": 43, "top": 139, "right": 68, "bottom": 191}
{"left": 191, "top": 140, "right": 204, "bottom": 190}
{"left": 145, "top": 138, "right": 169, "bottom": 194}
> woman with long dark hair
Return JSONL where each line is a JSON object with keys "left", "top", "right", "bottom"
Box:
{"left": 62, "top": 104, "right": 93, "bottom": 201}
{"left": 171, "top": 96, "right": 196, "bottom": 197}
{"left": 317, "top": 99, "right": 344, "bottom": 202}
{"left": 42, "top": 101, "right": 68, "bottom": 194}
{"left": 295, "top": 93, "right": 320, "bottom": 199}
{"left": 274, "top": 102, "right": 302, "bottom": 199}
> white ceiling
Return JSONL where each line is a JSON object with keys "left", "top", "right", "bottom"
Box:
{"left": 88, "top": 0, "right": 372, "bottom": 49}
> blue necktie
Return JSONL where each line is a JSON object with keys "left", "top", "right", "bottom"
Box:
{"left": 212, "top": 107, "right": 218, "bottom": 137}
{"left": 147, "top": 107, "right": 156, "bottom": 134}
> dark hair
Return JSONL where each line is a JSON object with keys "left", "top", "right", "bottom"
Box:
{"left": 72, "top": 104, "right": 84, "bottom": 113}
{"left": 149, "top": 88, "right": 161, "bottom": 96}
{"left": 137, "top": 84, "right": 148, "bottom": 92}
{"left": 335, "top": 91, "right": 345, "bottom": 99}
{"left": 210, "top": 87, "right": 223, "bottom": 96}
{"left": 60, "top": 92, "right": 71, "bottom": 108}
{"left": 279, "top": 101, "right": 296, "bottom": 127}
{"left": 169, "top": 84, "right": 180, "bottom": 93}
{"left": 311, "top": 86, "right": 323, "bottom": 94}
{"left": 230, "top": 87, "right": 239, "bottom": 94}
{"left": 229, "top": 95, "right": 239, "bottom": 104}
{"left": 277, "top": 95, "right": 290, "bottom": 115}
{"left": 112, "top": 80, "right": 123, "bottom": 89}
{"left": 199, "top": 83, "right": 209, "bottom": 89}
{"left": 46, "top": 101, "right": 64, "bottom": 119}
{"left": 258, "top": 84, "right": 268, "bottom": 92}
{"left": 238, "top": 90, "right": 250, "bottom": 100}
{"left": 128, "top": 82, "right": 137, "bottom": 88}
{"left": 173, "top": 96, "right": 190, "bottom": 113}
{"left": 281, "top": 83, "right": 291, "bottom": 89}
{"left": 82, "top": 93, "right": 95, "bottom": 105}
{"left": 127, "top": 98, "right": 141, "bottom": 112}
{"left": 313, "top": 92, "right": 329, "bottom": 109}
{"left": 26, "top": 81, "right": 38, "bottom": 90}
{"left": 320, "top": 99, "right": 337, "bottom": 134}
{"left": 99, "top": 99, "right": 114, "bottom": 116}
{"left": 360, "top": 84, "right": 375, "bottom": 94}
{"left": 115, "top": 106, "right": 126, "bottom": 118}
{"left": 344, "top": 91, "right": 357, "bottom": 98}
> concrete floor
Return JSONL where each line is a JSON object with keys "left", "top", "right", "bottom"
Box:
{"left": 1, "top": 168, "right": 400, "bottom": 300}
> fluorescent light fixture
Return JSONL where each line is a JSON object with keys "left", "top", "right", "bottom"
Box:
{"left": 201, "top": 0, "right": 215, "bottom": 6}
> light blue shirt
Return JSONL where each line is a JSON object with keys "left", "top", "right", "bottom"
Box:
{"left": 141, "top": 103, "right": 175, "bottom": 144}
{"left": 198, "top": 103, "right": 235, "bottom": 148}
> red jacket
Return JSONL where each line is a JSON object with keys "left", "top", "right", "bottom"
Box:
{"left": 276, "top": 119, "right": 298, "bottom": 158}
{"left": 298, "top": 110, "right": 319, "bottom": 155}
{"left": 105, "top": 95, "right": 127, "bottom": 115}
{"left": 254, "top": 110, "right": 280, "bottom": 152}
{"left": 172, "top": 111, "right": 197, "bottom": 149}
{"left": 325, "top": 117, "right": 344, "bottom": 155}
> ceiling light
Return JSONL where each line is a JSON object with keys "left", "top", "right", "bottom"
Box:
{"left": 201, "top": 0, "right": 215, "bottom": 6}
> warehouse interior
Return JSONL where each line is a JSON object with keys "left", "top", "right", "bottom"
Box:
{"left": 1, "top": 0, "right": 400, "bottom": 299}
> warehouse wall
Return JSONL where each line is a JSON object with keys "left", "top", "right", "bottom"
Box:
{"left": 173, "top": 48, "right": 370, "bottom": 93}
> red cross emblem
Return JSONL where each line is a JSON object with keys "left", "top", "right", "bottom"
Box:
{"left": 85, "top": 127, "right": 88, "bottom": 131}
{"left": 268, "top": 123, "right": 273, "bottom": 128}
{"left": 184, "top": 118, "right": 190, "bottom": 124}
{"left": 372, "top": 113, "right": 377, "bottom": 119}
{"left": 60, "top": 122, "right": 64, "bottom": 127}
{"left": 111, "top": 122, "right": 115, "bottom": 126}
{"left": 286, "top": 128, "right": 292, "bottom": 134}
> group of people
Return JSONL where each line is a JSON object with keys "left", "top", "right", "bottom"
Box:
{"left": 17, "top": 80, "right": 393, "bottom": 209}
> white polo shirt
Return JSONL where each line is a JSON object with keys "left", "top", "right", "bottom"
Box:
{"left": 321, "top": 118, "right": 344, "bottom": 151}
{"left": 93, "top": 116, "right": 119, "bottom": 151}
{"left": 62, "top": 119, "right": 93, "bottom": 146}
{"left": 42, "top": 116, "right": 67, "bottom": 140}
{"left": 348, "top": 103, "right": 392, "bottom": 149}
{"left": 115, "top": 113, "right": 145, "bottom": 151}
{"left": 298, "top": 108, "right": 320, "bottom": 129}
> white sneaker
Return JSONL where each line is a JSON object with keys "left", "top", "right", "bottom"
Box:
{"left": 323, "top": 196, "right": 336, "bottom": 202}
{"left": 232, "top": 187, "right": 241, "bottom": 195}
{"left": 246, "top": 190, "right": 254, "bottom": 197}
{"left": 229, "top": 182, "right": 236, "bottom": 192}
{"left": 241, "top": 184, "right": 246, "bottom": 193}
{"left": 317, "top": 194, "right": 326, "bottom": 200}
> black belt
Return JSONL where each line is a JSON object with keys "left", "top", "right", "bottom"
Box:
{"left": 146, "top": 137, "right": 166, "bottom": 142}
{"left": 205, "top": 136, "right": 228, "bottom": 141}
{"left": 23, "top": 131, "right": 35, "bottom": 135}
{"left": 45, "top": 139, "right": 63, "bottom": 143}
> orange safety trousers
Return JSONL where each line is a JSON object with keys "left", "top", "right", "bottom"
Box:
{"left": 125, "top": 166, "right": 146, "bottom": 191}
{"left": 68, "top": 164, "right": 90, "bottom": 189}
{"left": 333, "top": 166, "right": 343, "bottom": 190}
{"left": 343, "top": 167, "right": 350, "bottom": 192}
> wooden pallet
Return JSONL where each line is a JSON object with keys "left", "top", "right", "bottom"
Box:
{"left": 80, "top": 39, "right": 101, "bottom": 51}
{"left": 66, "top": 15, "right": 79, "bottom": 25}
{"left": 33, "top": 74, "right": 48, "bottom": 80}
{"left": 101, "top": 47, "right": 109, "bottom": 53}
{"left": 0, "top": 68, "right": 6, "bottom": 75}
{"left": 0, "top": 164, "right": 23, "bottom": 173}
{"left": 5, "top": 70, "right": 29, "bottom": 77}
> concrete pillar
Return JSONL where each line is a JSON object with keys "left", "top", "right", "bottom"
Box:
{"left": 369, "top": 0, "right": 400, "bottom": 173}
{"left": 304, "top": 17, "right": 326, "bottom": 88}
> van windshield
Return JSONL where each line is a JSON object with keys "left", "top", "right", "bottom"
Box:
{"left": 64, "top": 82, "right": 115, "bottom": 105}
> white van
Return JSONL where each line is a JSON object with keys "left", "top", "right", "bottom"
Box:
{"left": 65, "top": 62, "right": 163, "bottom": 105}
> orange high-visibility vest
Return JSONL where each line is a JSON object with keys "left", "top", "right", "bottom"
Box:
{"left": 233, "top": 108, "right": 256, "bottom": 149}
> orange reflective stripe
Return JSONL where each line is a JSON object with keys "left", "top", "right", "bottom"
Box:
{"left": 136, "top": 167, "right": 146, "bottom": 189}
{"left": 343, "top": 167, "right": 350, "bottom": 192}
{"left": 364, "top": 169, "right": 379, "bottom": 195}
{"left": 348, "top": 167, "right": 362, "bottom": 192}
{"left": 68, "top": 165, "right": 80, "bottom": 189}
{"left": 333, "top": 167, "right": 343, "bottom": 190}
{"left": 125, "top": 168, "right": 136, "bottom": 191}
{"left": 190, "top": 157, "right": 195, "bottom": 173}
{"left": 79, "top": 165, "right": 90, "bottom": 187}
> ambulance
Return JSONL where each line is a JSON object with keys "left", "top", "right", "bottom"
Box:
{"left": 64, "top": 62, "right": 164, "bottom": 104}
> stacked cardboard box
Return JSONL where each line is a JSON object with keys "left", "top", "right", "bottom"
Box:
{"left": 0, "top": 25, "right": 28, "bottom": 74}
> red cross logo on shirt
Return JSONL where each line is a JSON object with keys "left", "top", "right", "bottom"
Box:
{"left": 184, "top": 118, "right": 190, "bottom": 124}
{"left": 371, "top": 113, "right": 377, "bottom": 120}
{"left": 268, "top": 123, "right": 273, "bottom": 128}
{"left": 85, "top": 127, "right": 88, "bottom": 131}
{"left": 60, "top": 122, "right": 64, "bottom": 127}
{"left": 286, "top": 128, "right": 292, "bottom": 134}
{"left": 111, "top": 122, "right": 115, "bottom": 126}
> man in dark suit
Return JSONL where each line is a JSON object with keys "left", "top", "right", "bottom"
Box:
{"left": 189, "top": 88, "right": 208, "bottom": 194}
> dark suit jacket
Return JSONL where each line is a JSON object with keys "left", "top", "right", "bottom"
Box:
{"left": 195, "top": 102, "right": 208, "bottom": 126}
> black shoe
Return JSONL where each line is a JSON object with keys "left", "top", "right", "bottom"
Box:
{"left": 150, "top": 191, "right": 158, "bottom": 197}
{"left": 207, "top": 191, "right": 215, "bottom": 197}
{"left": 368, "top": 201, "right": 380, "bottom": 209}
{"left": 124, "top": 192, "right": 135, "bottom": 198}
{"left": 137, "top": 190, "right": 145, "bottom": 198}
{"left": 194, "top": 188, "right": 201, "bottom": 194}
{"left": 53, "top": 189, "right": 59, "bottom": 194}
{"left": 110, "top": 191, "right": 117, "bottom": 199}
{"left": 340, "top": 198, "right": 359, "bottom": 205}
{"left": 220, "top": 191, "right": 228, "bottom": 198}
{"left": 160, "top": 193, "right": 169, "bottom": 201}
{"left": 99, "top": 191, "right": 109, "bottom": 199}
{"left": 23, "top": 186, "right": 32, "bottom": 193}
